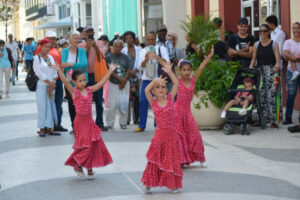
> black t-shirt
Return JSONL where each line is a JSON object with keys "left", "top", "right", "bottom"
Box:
{"left": 228, "top": 34, "right": 255, "bottom": 66}
{"left": 105, "top": 53, "right": 129, "bottom": 84}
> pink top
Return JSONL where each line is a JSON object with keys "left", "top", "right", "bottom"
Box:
{"left": 283, "top": 39, "right": 300, "bottom": 72}
{"left": 78, "top": 40, "right": 104, "bottom": 73}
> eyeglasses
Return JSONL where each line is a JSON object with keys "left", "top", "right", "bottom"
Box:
{"left": 259, "top": 30, "right": 269, "bottom": 33}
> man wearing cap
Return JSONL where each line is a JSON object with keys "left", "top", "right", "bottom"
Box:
{"left": 6, "top": 34, "right": 20, "bottom": 85}
{"left": 228, "top": 17, "right": 255, "bottom": 67}
{"left": 78, "top": 25, "right": 108, "bottom": 131}
{"left": 46, "top": 31, "right": 68, "bottom": 132}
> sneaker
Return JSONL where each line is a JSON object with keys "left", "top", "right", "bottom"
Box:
{"left": 220, "top": 111, "right": 226, "bottom": 118}
{"left": 200, "top": 162, "right": 207, "bottom": 168}
{"left": 99, "top": 125, "right": 108, "bottom": 131}
{"left": 120, "top": 124, "right": 127, "bottom": 129}
{"left": 143, "top": 186, "right": 151, "bottom": 193}
{"left": 87, "top": 172, "right": 95, "bottom": 180}
{"left": 288, "top": 125, "right": 300, "bottom": 133}
{"left": 283, "top": 117, "right": 292, "bottom": 125}
{"left": 134, "top": 127, "right": 144, "bottom": 133}
{"left": 74, "top": 169, "right": 85, "bottom": 177}
{"left": 106, "top": 125, "right": 113, "bottom": 129}
{"left": 170, "top": 189, "right": 179, "bottom": 194}
{"left": 289, "top": 71, "right": 300, "bottom": 83}
{"left": 239, "top": 108, "right": 247, "bottom": 115}
{"left": 54, "top": 126, "right": 68, "bottom": 132}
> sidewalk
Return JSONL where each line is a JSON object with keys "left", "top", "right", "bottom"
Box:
{"left": 0, "top": 69, "right": 300, "bottom": 200}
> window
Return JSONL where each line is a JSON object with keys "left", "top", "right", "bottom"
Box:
{"left": 142, "top": 0, "right": 163, "bottom": 34}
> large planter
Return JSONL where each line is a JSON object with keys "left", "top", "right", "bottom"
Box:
{"left": 191, "top": 91, "right": 225, "bottom": 129}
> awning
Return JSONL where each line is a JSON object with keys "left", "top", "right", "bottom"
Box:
{"left": 34, "top": 17, "right": 72, "bottom": 30}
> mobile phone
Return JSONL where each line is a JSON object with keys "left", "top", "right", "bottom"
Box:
{"left": 148, "top": 46, "right": 155, "bottom": 53}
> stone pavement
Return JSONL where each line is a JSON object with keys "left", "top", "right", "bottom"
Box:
{"left": 0, "top": 68, "right": 300, "bottom": 200}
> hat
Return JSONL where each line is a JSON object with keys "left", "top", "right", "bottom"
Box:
{"left": 157, "top": 24, "right": 168, "bottom": 31}
{"left": 45, "top": 31, "right": 57, "bottom": 38}
{"left": 84, "top": 25, "right": 94, "bottom": 32}
{"left": 238, "top": 17, "right": 249, "bottom": 25}
{"left": 114, "top": 32, "right": 120, "bottom": 36}
{"left": 59, "top": 38, "right": 68, "bottom": 46}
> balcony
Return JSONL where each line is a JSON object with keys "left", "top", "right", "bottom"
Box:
{"left": 25, "top": 4, "right": 39, "bottom": 16}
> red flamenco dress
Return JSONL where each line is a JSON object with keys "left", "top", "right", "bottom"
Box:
{"left": 174, "top": 77, "right": 206, "bottom": 164}
{"left": 141, "top": 94, "right": 183, "bottom": 190}
{"left": 65, "top": 87, "right": 113, "bottom": 170}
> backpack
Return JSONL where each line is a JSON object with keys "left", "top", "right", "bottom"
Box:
{"left": 25, "top": 55, "right": 40, "bottom": 92}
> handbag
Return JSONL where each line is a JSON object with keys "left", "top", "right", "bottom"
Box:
{"left": 94, "top": 53, "right": 108, "bottom": 82}
{"left": 25, "top": 55, "right": 39, "bottom": 92}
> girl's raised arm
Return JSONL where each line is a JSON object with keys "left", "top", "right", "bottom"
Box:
{"left": 161, "top": 62, "right": 178, "bottom": 99}
{"left": 91, "top": 63, "right": 117, "bottom": 92}
{"left": 194, "top": 47, "right": 214, "bottom": 81}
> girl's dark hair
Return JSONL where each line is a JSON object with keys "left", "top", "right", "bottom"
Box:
{"left": 123, "top": 31, "right": 136, "bottom": 40}
{"left": 179, "top": 60, "right": 193, "bottom": 69}
{"left": 0, "top": 40, "right": 5, "bottom": 45}
{"left": 260, "top": 24, "right": 271, "bottom": 38}
{"left": 72, "top": 69, "right": 85, "bottom": 81}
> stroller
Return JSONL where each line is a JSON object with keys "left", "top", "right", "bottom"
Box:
{"left": 223, "top": 68, "right": 266, "bottom": 135}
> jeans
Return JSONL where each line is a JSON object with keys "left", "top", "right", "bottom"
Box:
{"left": 138, "top": 80, "right": 151, "bottom": 129}
{"left": 65, "top": 86, "right": 76, "bottom": 128}
{"left": 11, "top": 60, "right": 18, "bottom": 84}
{"left": 285, "top": 69, "right": 300, "bottom": 118}
{"left": 87, "top": 73, "right": 104, "bottom": 127}
{"left": 25, "top": 60, "right": 33, "bottom": 71}
{"left": 54, "top": 80, "right": 64, "bottom": 127}
{"left": 50, "top": 91, "right": 58, "bottom": 125}
{"left": 0, "top": 67, "right": 11, "bottom": 94}
{"left": 36, "top": 81, "right": 53, "bottom": 129}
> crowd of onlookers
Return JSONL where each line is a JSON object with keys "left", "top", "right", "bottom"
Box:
{"left": 0, "top": 14, "right": 299, "bottom": 134}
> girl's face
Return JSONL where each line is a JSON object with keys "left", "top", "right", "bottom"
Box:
{"left": 72, "top": 74, "right": 87, "bottom": 90}
{"left": 259, "top": 26, "right": 270, "bottom": 40}
{"left": 152, "top": 82, "right": 168, "bottom": 98}
{"left": 179, "top": 64, "right": 193, "bottom": 79}
{"left": 244, "top": 82, "right": 253, "bottom": 90}
{"left": 41, "top": 43, "right": 51, "bottom": 54}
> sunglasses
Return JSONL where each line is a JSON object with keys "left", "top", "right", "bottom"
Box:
{"left": 259, "top": 30, "right": 269, "bottom": 33}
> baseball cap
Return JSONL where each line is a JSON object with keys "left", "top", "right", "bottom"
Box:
{"left": 238, "top": 17, "right": 249, "bottom": 25}
{"left": 84, "top": 25, "right": 94, "bottom": 32}
{"left": 157, "top": 24, "right": 168, "bottom": 31}
{"left": 59, "top": 38, "right": 68, "bottom": 46}
{"left": 45, "top": 31, "right": 57, "bottom": 38}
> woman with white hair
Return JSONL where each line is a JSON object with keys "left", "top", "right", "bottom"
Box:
{"left": 167, "top": 31, "right": 185, "bottom": 64}
{"left": 61, "top": 31, "right": 88, "bottom": 134}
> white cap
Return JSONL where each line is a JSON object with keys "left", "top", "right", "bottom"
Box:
{"left": 45, "top": 31, "right": 57, "bottom": 38}
{"left": 114, "top": 32, "right": 120, "bottom": 36}
{"left": 59, "top": 38, "right": 68, "bottom": 46}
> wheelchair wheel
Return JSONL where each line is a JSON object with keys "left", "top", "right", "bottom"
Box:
{"left": 224, "top": 124, "right": 235, "bottom": 135}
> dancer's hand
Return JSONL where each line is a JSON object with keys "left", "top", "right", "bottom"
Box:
{"left": 162, "top": 61, "right": 172, "bottom": 74}
{"left": 108, "top": 63, "right": 117, "bottom": 72}
{"left": 154, "top": 75, "right": 167, "bottom": 86}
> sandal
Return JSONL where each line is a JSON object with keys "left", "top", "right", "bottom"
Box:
{"left": 38, "top": 129, "right": 47, "bottom": 137}
{"left": 270, "top": 123, "right": 279, "bottom": 129}
{"left": 47, "top": 128, "right": 61, "bottom": 136}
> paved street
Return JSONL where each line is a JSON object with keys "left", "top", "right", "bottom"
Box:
{"left": 0, "top": 68, "right": 300, "bottom": 200}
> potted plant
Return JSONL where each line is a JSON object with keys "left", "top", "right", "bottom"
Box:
{"left": 182, "top": 16, "right": 241, "bottom": 129}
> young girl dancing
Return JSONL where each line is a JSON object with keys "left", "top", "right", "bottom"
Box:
{"left": 141, "top": 62, "right": 182, "bottom": 194}
{"left": 52, "top": 63, "right": 117, "bottom": 180}
{"left": 175, "top": 48, "right": 214, "bottom": 167}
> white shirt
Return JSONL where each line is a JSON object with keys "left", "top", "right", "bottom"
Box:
{"left": 271, "top": 27, "right": 286, "bottom": 57}
{"left": 137, "top": 45, "right": 169, "bottom": 80}
{"left": 121, "top": 45, "right": 142, "bottom": 79}
{"left": 33, "top": 55, "right": 57, "bottom": 85}
{"left": 5, "top": 41, "right": 19, "bottom": 61}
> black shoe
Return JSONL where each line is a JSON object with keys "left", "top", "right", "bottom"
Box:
{"left": 283, "top": 117, "right": 292, "bottom": 125}
{"left": 99, "top": 125, "right": 108, "bottom": 131}
{"left": 54, "top": 126, "right": 68, "bottom": 132}
{"left": 288, "top": 125, "right": 300, "bottom": 133}
{"left": 127, "top": 121, "right": 130, "bottom": 125}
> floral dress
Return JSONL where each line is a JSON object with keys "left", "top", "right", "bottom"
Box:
{"left": 141, "top": 94, "right": 183, "bottom": 190}
{"left": 65, "top": 87, "right": 113, "bottom": 170}
{"left": 174, "top": 77, "right": 206, "bottom": 164}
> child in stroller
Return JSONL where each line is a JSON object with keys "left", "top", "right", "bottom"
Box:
{"left": 221, "top": 78, "right": 254, "bottom": 118}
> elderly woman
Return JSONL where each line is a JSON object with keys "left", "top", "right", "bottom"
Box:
{"left": 33, "top": 39, "right": 60, "bottom": 137}
{"left": 167, "top": 32, "right": 185, "bottom": 64}
{"left": 0, "top": 40, "right": 14, "bottom": 99}
{"left": 250, "top": 24, "right": 281, "bottom": 128}
{"left": 282, "top": 22, "right": 300, "bottom": 125}
{"left": 61, "top": 31, "right": 88, "bottom": 134}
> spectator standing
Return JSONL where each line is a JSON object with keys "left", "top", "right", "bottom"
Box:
{"left": 228, "top": 17, "right": 255, "bottom": 67}
{"left": 250, "top": 24, "right": 281, "bottom": 128}
{"left": 6, "top": 34, "right": 20, "bottom": 85}
{"left": 78, "top": 26, "right": 108, "bottom": 131}
{"left": 121, "top": 31, "right": 142, "bottom": 125}
{"left": 105, "top": 40, "right": 130, "bottom": 129}
{"left": 0, "top": 40, "right": 14, "bottom": 99}
{"left": 21, "top": 38, "right": 35, "bottom": 71}
{"left": 282, "top": 22, "right": 300, "bottom": 125}
{"left": 134, "top": 31, "right": 169, "bottom": 133}
{"left": 167, "top": 31, "right": 185, "bottom": 64}
{"left": 61, "top": 31, "right": 88, "bottom": 134}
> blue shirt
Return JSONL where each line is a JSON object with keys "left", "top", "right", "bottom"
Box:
{"left": 22, "top": 44, "right": 35, "bottom": 60}
{"left": 156, "top": 38, "right": 174, "bottom": 60}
